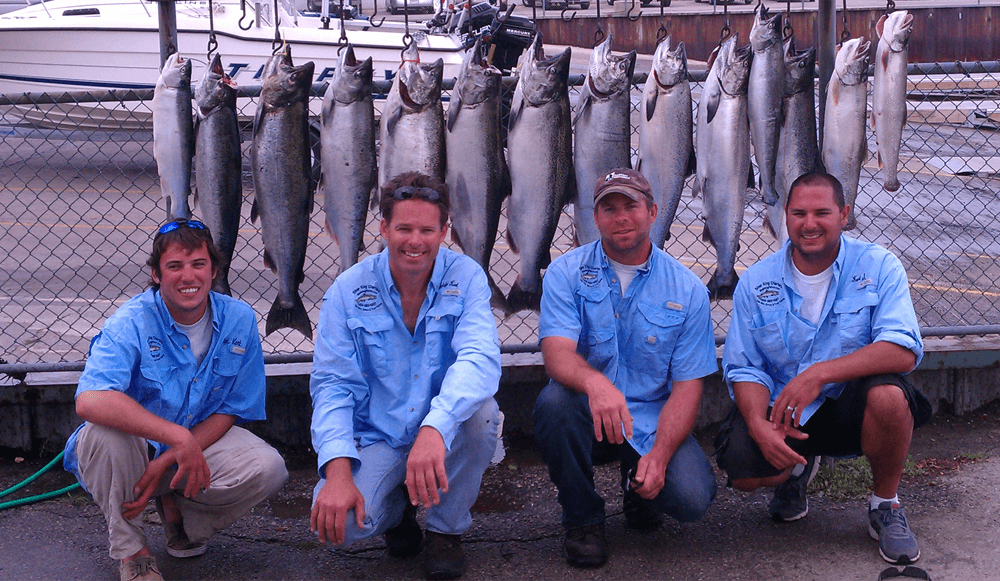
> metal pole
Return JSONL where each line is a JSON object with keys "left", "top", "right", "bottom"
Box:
{"left": 157, "top": 0, "right": 180, "bottom": 70}
{"left": 816, "top": 0, "right": 836, "bottom": 147}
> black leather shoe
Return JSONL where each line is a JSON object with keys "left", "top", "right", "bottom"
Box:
{"left": 421, "top": 531, "right": 467, "bottom": 580}
{"left": 564, "top": 522, "right": 608, "bottom": 568}
{"left": 623, "top": 490, "right": 662, "bottom": 531}
{"left": 384, "top": 502, "right": 422, "bottom": 558}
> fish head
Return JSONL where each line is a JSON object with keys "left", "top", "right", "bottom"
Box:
{"left": 455, "top": 39, "right": 501, "bottom": 107}
{"left": 717, "top": 34, "right": 752, "bottom": 97}
{"left": 783, "top": 39, "right": 816, "bottom": 95}
{"left": 398, "top": 49, "right": 444, "bottom": 108}
{"left": 159, "top": 52, "right": 191, "bottom": 90}
{"left": 651, "top": 37, "right": 688, "bottom": 88}
{"left": 749, "top": 4, "right": 782, "bottom": 51}
{"left": 332, "top": 44, "right": 374, "bottom": 104}
{"left": 194, "top": 53, "right": 237, "bottom": 113}
{"left": 263, "top": 54, "right": 314, "bottom": 106}
{"left": 835, "top": 37, "right": 871, "bottom": 86}
{"left": 880, "top": 10, "right": 914, "bottom": 52}
{"left": 521, "top": 45, "right": 570, "bottom": 106}
{"left": 587, "top": 35, "right": 636, "bottom": 97}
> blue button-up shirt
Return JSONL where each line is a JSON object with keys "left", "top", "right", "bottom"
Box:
{"left": 310, "top": 247, "right": 501, "bottom": 475}
{"left": 539, "top": 241, "right": 718, "bottom": 456}
{"left": 722, "top": 235, "right": 923, "bottom": 424}
{"left": 63, "top": 290, "right": 267, "bottom": 485}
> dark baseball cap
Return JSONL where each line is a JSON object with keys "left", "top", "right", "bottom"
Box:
{"left": 593, "top": 168, "right": 654, "bottom": 206}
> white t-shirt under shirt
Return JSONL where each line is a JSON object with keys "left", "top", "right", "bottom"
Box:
{"left": 790, "top": 259, "right": 834, "bottom": 326}
{"left": 176, "top": 304, "right": 213, "bottom": 367}
{"left": 607, "top": 256, "right": 649, "bottom": 295}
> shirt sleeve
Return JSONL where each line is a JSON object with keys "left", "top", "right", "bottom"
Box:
{"left": 214, "top": 309, "right": 267, "bottom": 423}
{"left": 421, "top": 266, "right": 501, "bottom": 449}
{"left": 310, "top": 280, "right": 369, "bottom": 476}
{"left": 76, "top": 325, "right": 139, "bottom": 398}
{"left": 538, "top": 258, "right": 582, "bottom": 343}
{"left": 871, "top": 252, "right": 924, "bottom": 367}
{"left": 668, "top": 284, "right": 719, "bottom": 382}
{"left": 722, "top": 279, "right": 778, "bottom": 399}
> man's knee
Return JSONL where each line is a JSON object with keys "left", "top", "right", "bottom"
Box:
{"left": 865, "top": 384, "right": 911, "bottom": 421}
{"left": 458, "top": 398, "right": 501, "bottom": 457}
{"left": 532, "top": 382, "right": 585, "bottom": 429}
{"left": 253, "top": 446, "right": 289, "bottom": 498}
{"left": 667, "top": 480, "right": 716, "bottom": 523}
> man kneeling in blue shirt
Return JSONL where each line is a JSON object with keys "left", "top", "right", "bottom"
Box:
{"left": 533, "top": 169, "right": 718, "bottom": 569}
{"left": 309, "top": 172, "right": 502, "bottom": 580}
{"left": 718, "top": 173, "right": 931, "bottom": 565}
{"left": 64, "top": 219, "right": 289, "bottom": 581}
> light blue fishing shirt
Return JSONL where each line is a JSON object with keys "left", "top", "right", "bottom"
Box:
{"left": 310, "top": 248, "right": 501, "bottom": 476}
{"left": 538, "top": 241, "right": 718, "bottom": 457}
{"left": 63, "top": 290, "right": 267, "bottom": 486}
{"left": 722, "top": 235, "right": 923, "bottom": 424}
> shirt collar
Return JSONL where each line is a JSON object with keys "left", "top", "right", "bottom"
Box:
{"left": 152, "top": 288, "right": 221, "bottom": 335}
{"left": 595, "top": 241, "right": 656, "bottom": 273}
{"left": 780, "top": 235, "right": 848, "bottom": 287}
{"left": 375, "top": 246, "right": 447, "bottom": 301}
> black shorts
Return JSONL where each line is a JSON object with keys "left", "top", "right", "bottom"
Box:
{"left": 714, "top": 373, "right": 932, "bottom": 481}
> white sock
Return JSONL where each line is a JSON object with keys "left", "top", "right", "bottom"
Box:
{"left": 790, "top": 463, "right": 805, "bottom": 477}
{"left": 871, "top": 493, "right": 899, "bottom": 511}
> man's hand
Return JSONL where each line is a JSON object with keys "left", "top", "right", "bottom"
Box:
{"left": 406, "top": 426, "right": 448, "bottom": 509}
{"left": 120, "top": 455, "right": 170, "bottom": 520}
{"left": 167, "top": 430, "right": 212, "bottom": 498}
{"left": 631, "top": 452, "right": 668, "bottom": 500}
{"left": 311, "top": 459, "right": 365, "bottom": 545}
{"left": 586, "top": 378, "right": 633, "bottom": 445}
{"left": 770, "top": 368, "right": 825, "bottom": 430}
{"left": 748, "top": 418, "right": 808, "bottom": 472}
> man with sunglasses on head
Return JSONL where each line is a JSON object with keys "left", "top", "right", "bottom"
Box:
{"left": 309, "top": 172, "right": 501, "bottom": 580}
{"left": 532, "top": 168, "right": 718, "bottom": 569}
{"left": 63, "top": 219, "right": 288, "bottom": 581}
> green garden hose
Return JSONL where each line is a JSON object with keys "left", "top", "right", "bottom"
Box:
{"left": 0, "top": 451, "right": 82, "bottom": 511}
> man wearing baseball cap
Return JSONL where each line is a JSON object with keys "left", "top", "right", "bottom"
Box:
{"left": 532, "top": 168, "right": 718, "bottom": 568}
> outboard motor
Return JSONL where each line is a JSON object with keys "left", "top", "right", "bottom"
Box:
{"left": 456, "top": 2, "right": 535, "bottom": 74}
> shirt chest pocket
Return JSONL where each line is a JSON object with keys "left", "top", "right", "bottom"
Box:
{"left": 205, "top": 350, "right": 242, "bottom": 402}
{"left": 748, "top": 319, "right": 796, "bottom": 383}
{"left": 631, "top": 301, "right": 685, "bottom": 382}
{"left": 138, "top": 359, "right": 170, "bottom": 417}
{"left": 425, "top": 301, "right": 462, "bottom": 368}
{"left": 833, "top": 291, "right": 879, "bottom": 353}
{"left": 577, "top": 285, "right": 616, "bottom": 368}
{"left": 348, "top": 314, "right": 394, "bottom": 378}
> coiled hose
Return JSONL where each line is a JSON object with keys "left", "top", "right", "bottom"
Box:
{"left": 0, "top": 451, "right": 81, "bottom": 511}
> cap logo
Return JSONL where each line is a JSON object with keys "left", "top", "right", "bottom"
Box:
{"left": 605, "top": 171, "right": 630, "bottom": 182}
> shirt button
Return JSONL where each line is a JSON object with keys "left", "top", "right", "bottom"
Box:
{"left": 188, "top": 414, "right": 193, "bottom": 419}
{"left": 414, "top": 374, "right": 419, "bottom": 379}
{"left": 182, "top": 345, "right": 188, "bottom": 350}
{"left": 192, "top": 378, "right": 198, "bottom": 383}
{"left": 410, "top": 407, "right": 414, "bottom": 412}
{"left": 413, "top": 341, "right": 418, "bottom": 346}
{"left": 615, "top": 313, "right": 620, "bottom": 318}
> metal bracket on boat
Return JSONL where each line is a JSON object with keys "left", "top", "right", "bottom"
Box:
{"left": 627, "top": 0, "right": 641, "bottom": 22}
{"left": 239, "top": 0, "right": 254, "bottom": 30}
{"left": 368, "top": 0, "right": 385, "bottom": 27}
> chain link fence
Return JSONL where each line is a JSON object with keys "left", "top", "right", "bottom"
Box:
{"left": 2, "top": 60, "right": 999, "bottom": 369}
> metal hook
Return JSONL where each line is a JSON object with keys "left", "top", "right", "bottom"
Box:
{"left": 719, "top": 22, "right": 731, "bottom": 43}
{"left": 627, "top": 0, "right": 641, "bottom": 22}
{"left": 271, "top": 0, "right": 282, "bottom": 53}
{"left": 238, "top": 0, "right": 253, "bottom": 30}
{"left": 207, "top": 0, "right": 219, "bottom": 58}
{"left": 337, "top": 0, "right": 349, "bottom": 49}
{"left": 594, "top": 26, "right": 605, "bottom": 45}
{"left": 839, "top": 0, "right": 850, "bottom": 43}
{"left": 656, "top": 24, "right": 668, "bottom": 45}
{"left": 886, "top": 0, "right": 895, "bottom": 14}
{"left": 369, "top": 0, "right": 385, "bottom": 27}
{"left": 560, "top": 7, "right": 576, "bottom": 21}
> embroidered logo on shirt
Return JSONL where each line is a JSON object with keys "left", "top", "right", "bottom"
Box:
{"left": 666, "top": 302, "right": 683, "bottom": 311}
{"left": 754, "top": 281, "right": 784, "bottom": 306}
{"left": 353, "top": 284, "right": 382, "bottom": 312}
{"left": 147, "top": 336, "right": 164, "bottom": 361}
{"left": 580, "top": 266, "right": 601, "bottom": 288}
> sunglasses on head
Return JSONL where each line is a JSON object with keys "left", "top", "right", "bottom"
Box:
{"left": 390, "top": 186, "right": 441, "bottom": 202}
{"left": 156, "top": 219, "right": 208, "bottom": 236}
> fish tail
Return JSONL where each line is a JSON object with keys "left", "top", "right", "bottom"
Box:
{"left": 265, "top": 295, "right": 313, "bottom": 339}
{"left": 211, "top": 276, "right": 233, "bottom": 297}
{"left": 506, "top": 276, "right": 541, "bottom": 314}
{"left": 488, "top": 275, "right": 513, "bottom": 320}
{"left": 707, "top": 270, "right": 738, "bottom": 301}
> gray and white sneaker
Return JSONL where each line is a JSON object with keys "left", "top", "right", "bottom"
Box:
{"left": 869, "top": 501, "right": 920, "bottom": 564}
{"left": 767, "top": 455, "right": 821, "bottom": 522}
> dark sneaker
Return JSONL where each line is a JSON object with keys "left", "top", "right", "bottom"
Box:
{"left": 564, "top": 522, "right": 608, "bottom": 569}
{"left": 421, "top": 531, "right": 467, "bottom": 580}
{"left": 384, "top": 501, "right": 423, "bottom": 558}
{"left": 869, "top": 501, "right": 921, "bottom": 565}
{"left": 155, "top": 497, "right": 207, "bottom": 558}
{"left": 767, "top": 455, "right": 821, "bottom": 522}
{"left": 623, "top": 490, "right": 662, "bottom": 531}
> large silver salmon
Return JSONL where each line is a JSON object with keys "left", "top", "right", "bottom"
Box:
{"left": 572, "top": 34, "right": 635, "bottom": 246}
{"left": 748, "top": 5, "right": 784, "bottom": 208}
{"left": 445, "top": 41, "right": 511, "bottom": 317}
{"left": 638, "top": 36, "right": 694, "bottom": 248}
{"left": 694, "top": 34, "right": 753, "bottom": 300}
{"left": 319, "top": 44, "right": 376, "bottom": 277}
{"left": 822, "top": 37, "right": 871, "bottom": 230}
{"left": 194, "top": 53, "right": 242, "bottom": 296}
{"left": 506, "top": 35, "right": 575, "bottom": 313}
{"left": 872, "top": 10, "right": 913, "bottom": 193}
{"left": 251, "top": 45, "right": 315, "bottom": 339}
{"left": 153, "top": 52, "right": 194, "bottom": 221}
{"left": 769, "top": 36, "right": 818, "bottom": 245}
{"left": 378, "top": 43, "right": 445, "bottom": 197}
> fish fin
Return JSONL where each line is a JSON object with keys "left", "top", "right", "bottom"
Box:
{"left": 702, "top": 221, "right": 714, "bottom": 246}
{"left": 636, "top": 157, "right": 642, "bottom": 173}
{"left": 165, "top": 197, "right": 172, "bottom": 221}
{"left": 447, "top": 94, "right": 462, "bottom": 133}
{"left": 506, "top": 276, "right": 541, "bottom": 314}
{"left": 324, "top": 213, "right": 338, "bottom": 245}
{"left": 692, "top": 175, "right": 703, "bottom": 199}
{"left": 488, "top": 275, "right": 513, "bottom": 320}
{"left": 211, "top": 276, "right": 232, "bottom": 297}
{"left": 762, "top": 212, "right": 777, "bottom": 240}
{"left": 876, "top": 14, "right": 887, "bottom": 39}
{"left": 686, "top": 146, "right": 697, "bottom": 178}
{"left": 321, "top": 96, "right": 335, "bottom": 127}
{"left": 191, "top": 183, "right": 198, "bottom": 213}
{"left": 265, "top": 294, "right": 313, "bottom": 340}
{"left": 707, "top": 270, "right": 738, "bottom": 301}
{"left": 644, "top": 89, "right": 658, "bottom": 122}
{"left": 748, "top": 164, "right": 756, "bottom": 190}
{"left": 572, "top": 89, "right": 592, "bottom": 127}
{"left": 451, "top": 228, "right": 465, "bottom": 252}
{"left": 369, "top": 183, "right": 380, "bottom": 212}
{"left": 506, "top": 228, "right": 518, "bottom": 254}
{"left": 263, "top": 249, "right": 277, "bottom": 274}
{"left": 384, "top": 103, "right": 403, "bottom": 136}
{"left": 870, "top": 109, "right": 877, "bottom": 132}
{"left": 563, "top": 169, "right": 578, "bottom": 208}
{"left": 251, "top": 198, "right": 259, "bottom": 224}
{"left": 500, "top": 164, "right": 512, "bottom": 201}
{"left": 876, "top": 148, "right": 884, "bottom": 170}
{"left": 252, "top": 102, "right": 266, "bottom": 138}
{"left": 705, "top": 87, "right": 722, "bottom": 124}
{"left": 706, "top": 44, "right": 720, "bottom": 71}
{"left": 508, "top": 91, "right": 524, "bottom": 133}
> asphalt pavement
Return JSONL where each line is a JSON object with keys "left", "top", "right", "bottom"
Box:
{"left": 1, "top": 401, "right": 999, "bottom": 581}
